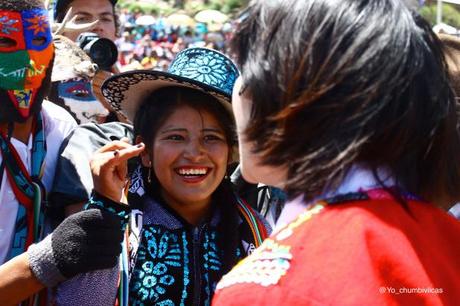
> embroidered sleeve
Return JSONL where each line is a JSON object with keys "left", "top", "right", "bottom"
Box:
{"left": 85, "top": 191, "right": 131, "bottom": 229}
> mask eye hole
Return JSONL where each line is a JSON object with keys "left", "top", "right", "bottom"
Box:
{"left": 32, "top": 36, "right": 46, "bottom": 47}
{"left": 0, "top": 36, "right": 17, "bottom": 48}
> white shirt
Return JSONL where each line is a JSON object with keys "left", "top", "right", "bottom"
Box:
{"left": 0, "top": 101, "right": 76, "bottom": 264}
{"left": 275, "top": 165, "right": 394, "bottom": 231}
{"left": 449, "top": 203, "right": 460, "bottom": 220}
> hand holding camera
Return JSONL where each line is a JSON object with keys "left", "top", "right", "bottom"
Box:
{"left": 76, "top": 32, "right": 118, "bottom": 72}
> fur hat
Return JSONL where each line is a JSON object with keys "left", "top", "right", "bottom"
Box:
{"left": 52, "top": 35, "right": 98, "bottom": 82}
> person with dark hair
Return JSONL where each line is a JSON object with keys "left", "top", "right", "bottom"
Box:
{"left": 53, "top": 0, "right": 119, "bottom": 42}
{"left": 0, "top": 0, "right": 126, "bottom": 304}
{"left": 212, "top": 0, "right": 460, "bottom": 305}
{"left": 53, "top": 48, "right": 270, "bottom": 306}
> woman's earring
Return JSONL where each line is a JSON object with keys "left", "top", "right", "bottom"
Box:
{"left": 147, "top": 167, "right": 152, "bottom": 184}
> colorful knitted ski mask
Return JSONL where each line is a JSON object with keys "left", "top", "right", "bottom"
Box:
{"left": 0, "top": 1, "right": 54, "bottom": 123}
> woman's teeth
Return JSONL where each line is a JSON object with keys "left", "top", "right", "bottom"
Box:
{"left": 178, "top": 168, "right": 208, "bottom": 176}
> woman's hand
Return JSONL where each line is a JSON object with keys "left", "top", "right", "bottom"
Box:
{"left": 90, "top": 140, "right": 145, "bottom": 203}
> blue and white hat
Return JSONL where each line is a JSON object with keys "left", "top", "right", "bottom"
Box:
{"left": 101, "top": 47, "right": 239, "bottom": 123}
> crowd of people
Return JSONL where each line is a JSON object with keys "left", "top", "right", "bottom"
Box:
{"left": 114, "top": 9, "right": 232, "bottom": 72}
{"left": 0, "top": 0, "right": 459, "bottom": 305}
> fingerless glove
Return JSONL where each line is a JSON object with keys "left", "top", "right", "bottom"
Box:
{"left": 28, "top": 208, "right": 124, "bottom": 287}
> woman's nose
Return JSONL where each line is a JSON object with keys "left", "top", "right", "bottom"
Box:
{"left": 183, "top": 139, "right": 205, "bottom": 161}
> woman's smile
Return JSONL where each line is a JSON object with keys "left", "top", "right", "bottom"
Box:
{"left": 174, "top": 166, "right": 212, "bottom": 183}
{"left": 149, "top": 105, "right": 229, "bottom": 210}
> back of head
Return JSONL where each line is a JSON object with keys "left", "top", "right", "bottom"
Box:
{"left": 232, "top": 0, "right": 460, "bottom": 205}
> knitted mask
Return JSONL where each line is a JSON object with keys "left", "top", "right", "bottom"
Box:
{"left": 0, "top": 8, "right": 54, "bottom": 122}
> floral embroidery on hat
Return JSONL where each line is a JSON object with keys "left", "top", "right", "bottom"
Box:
{"left": 168, "top": 48, "right": 236, "bottom": 95}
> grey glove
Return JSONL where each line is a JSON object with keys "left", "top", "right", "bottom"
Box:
{"left": 28, "top": 209, "right": 123, "bottom": 287}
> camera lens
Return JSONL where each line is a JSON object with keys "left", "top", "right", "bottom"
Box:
{"left": 86, "top": 38, "right": 118, "bottom": 71}
{"left": 76, "top": 33, "right": 119, "bottom": 71}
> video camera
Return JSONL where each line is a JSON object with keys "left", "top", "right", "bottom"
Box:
{"left": 76, "top": 32, "right": 118, "bottom": 71}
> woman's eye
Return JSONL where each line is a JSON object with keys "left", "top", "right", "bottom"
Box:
{"left": 166, "top": 135, "right": 184, "bottom": 141}
{"left": 204, "top": 135, "right": 224, "bottom": 142}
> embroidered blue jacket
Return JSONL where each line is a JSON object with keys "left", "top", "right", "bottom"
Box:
{"left": 55, "top": 185, "right": 271, "bottom": 306}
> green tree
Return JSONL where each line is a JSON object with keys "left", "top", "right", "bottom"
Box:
{"left": 420, "top": 3, "right": 460, "bottom": 28}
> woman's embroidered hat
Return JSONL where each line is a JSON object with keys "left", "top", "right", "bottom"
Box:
{"left": 101, "top": 47, "right": 239, "bottom": 123}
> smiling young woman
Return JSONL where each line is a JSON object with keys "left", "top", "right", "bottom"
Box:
{"left": 53, "top": 48, "right": 270, "bottom": 306}
{"left": 137, "top": 89, "right": 233, "bottom": 226}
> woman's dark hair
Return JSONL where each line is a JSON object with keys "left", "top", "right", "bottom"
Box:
{"left": 133, "top": 86, "right": 240, "bottom": 272}
{"left": 231, "top": 0, "right": 460, "bottom": 206}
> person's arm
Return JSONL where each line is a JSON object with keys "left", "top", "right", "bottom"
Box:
{"left": 50, "top": 141, "right": 146, "bottom": 305}
{"left": 0, "top": 253, "right": 44, "bottom": 306}
{"left": 0, "top": 206, "right": 128, "bottom": 305}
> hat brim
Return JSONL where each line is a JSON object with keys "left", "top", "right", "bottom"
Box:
{"left": 101, "top": 70, "right": 232, "bottom": 123}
